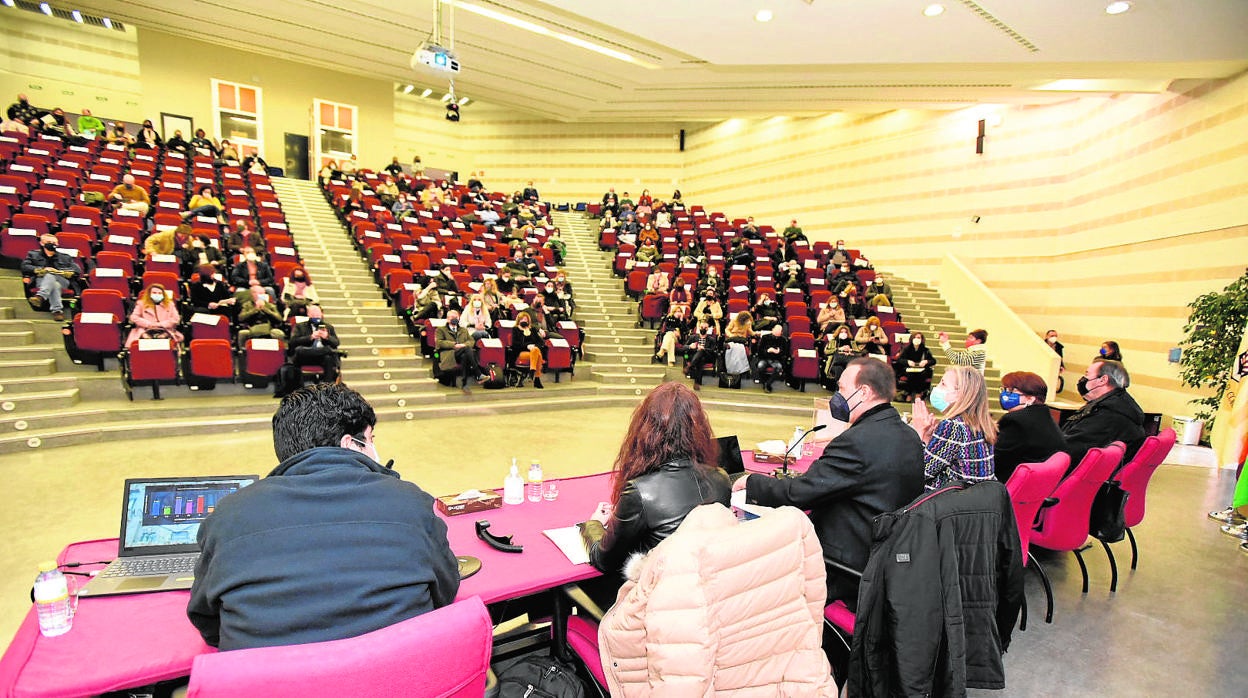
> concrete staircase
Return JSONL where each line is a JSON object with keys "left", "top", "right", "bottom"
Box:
{"left": 886, "top": 277, "right": 1002, "bottom": 395}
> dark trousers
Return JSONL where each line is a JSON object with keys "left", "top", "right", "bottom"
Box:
{"left": 452, "top": 346, "right": 480, "bottom": 386}
{"left": 688, "top": 349, "right": 714, "bottom": 382}
{"left": 757, "top": 358, "right": 785, "bottom": 388}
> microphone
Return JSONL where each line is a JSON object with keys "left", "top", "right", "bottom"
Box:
{"left": 775, "top": 424, "right": 826, "bottom": 478}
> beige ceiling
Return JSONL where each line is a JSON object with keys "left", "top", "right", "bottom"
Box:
{"left": 71, "top": 0, "right": 1248, "bottom": 122}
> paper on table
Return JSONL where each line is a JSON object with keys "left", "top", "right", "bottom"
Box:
{"left": 543, "top": 525, "right": 590, "bottom": 565}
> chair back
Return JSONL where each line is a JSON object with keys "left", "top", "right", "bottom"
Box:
{"left": 1032, "top": 443, "right": 1124, "bottom": 552}
{"left": 186, "top": 597, "right": 492, "bottom": 698}
{"left": 1116, "top": 428, "right": 1176, "bottom": 528}
{"left": 1004, "top": 452, "right": 1070, "bottom": 561}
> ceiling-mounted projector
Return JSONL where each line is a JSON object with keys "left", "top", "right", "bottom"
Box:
{"left": 411, "top": 42, "right": 460, "bottom": 73}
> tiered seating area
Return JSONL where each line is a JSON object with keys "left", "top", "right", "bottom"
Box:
{"left": 0, "top": 128, "right": 320, "bottom": 399}
{"left": 320, "top": 174, "right": 584, "bottom": 388}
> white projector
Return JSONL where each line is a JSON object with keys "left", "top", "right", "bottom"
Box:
{"left": 412, "top": 43, "right": 460, "bottom": 73}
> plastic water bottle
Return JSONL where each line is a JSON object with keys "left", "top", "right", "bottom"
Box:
{"left": 503, "top": 458, "right": 525, "bottom": 505}
{"left": 790, "top": 426, "right": 805, "bottom": 454}
{"left": 527, "top": 461, "right": 543, "bottom": 502}
{"left": 34, "top": 561, "right": 72, "bottom": 637}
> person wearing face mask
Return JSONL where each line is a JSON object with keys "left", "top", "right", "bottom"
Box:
{"left": 164, "top": 129, "right": 190, "bottom": 154}
{"left": 823, "top": 323, "right": 859, "bottom": 387}
{"left": 178, "top": 234, "right": 225, "bottom": 278}
{"left": 1045, "top": 329, "right": 1066, "bottom": 392}
{"left": 543, "top": 228, "right": 566, "bottom": 265}
{"left": 237, "top": 285, "right": 285, "bottom": 347}
{"left": 895, "top": 331, "right": 936, "bottom": 402}
{"left": 76, "top": 108, "right": 105, "bottom": 140}
{"left": 1098, "top": 340, "right": 1123, "bottom": 362}
{"left": 683, "top": 319, "right": 719, "bottom": 391}
{"left": 188, "top": 383, "right": 459, "bottom": 652}
{"left": 182, "top": 185, "right": 225, "bottom": 223}
{"left": 840, "top": 285, "right": 865, "bottom": 320}
{"left": 830, "top": 264, "right": 859, "bottom": 295}
{"left": 993, "top": 372, "right": 1068, "bottom": 484}
{"left": 229, "top": 246, "right": 277, "bottom": 298}
{"left": 654, "top": 304, "right": 691, "bottom": 366}
{"left": 542, "top": 280, "right": 569, "bottom": 323}
{"left": 460, "top": 294, "right": 493, "bottom": 340}
{"left": 126, "top": 284, "right": 184, "bottom": 348}
{"left": 411, "top": 279, "right": 443, "bottom": 322}
{"left": 692, "top": 290, "right": 724, "bottom": 329}
{"left": 667, "top": 275, "right": 692, "bottom": 316}
{"left": 21, "top": 234, "right": 82, "bottom": 322}
{"left": 1061, "top": 359, "right": 1146, "bottom": 472}
{"left": 189, "top": 128, "right": 219, "bottom": 157}
{"left": 189, "top": 265, "right": 236, "bottom": 317}
{"left": 816, "top": 298, "right": 846, "bottom": 337}
{"left": 276, "top": 304, "right": 341, "bottom": 398}
{"left": 735, "top": 358, "right": 924, "bottom": 608}
{"left": 938, "top": 328, "right": 988, "bottom": 374}
{"left": 854, "top": 316, "right": 890, "bottom": 356}
{"left": 752, "top": 294, "right": 783, "bottom": 333}
{"left": 227, "top": 221, "right": 264, "bottom": 254}
{"left": 910, "top": 366, "right": 998, "bottom": 490}
{"left": 830, "top": 240, "right": 850, "bottom": 268}
{"left": 510, "top": 313, "right": 546, "bottom": 389}
{"left": 755, "top": 323, "right": 789, "bottom": 393}
{"left": 435, "top": 309, "right": 483, "bottom": 393}
{"left": 281, "top": 267, "right": 319, "bottom": 318}
{"left": 134, "top": 119, "right": 163, "bottom": 150}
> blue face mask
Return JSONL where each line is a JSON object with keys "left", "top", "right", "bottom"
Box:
{"left": 999, "top": 390, "right": 1022, "bottom": 411}
{"left": 1099, "top": 347, "right": 1108, "bottom": 357}
{"left": 929, "top": 385, "right": 951, "bottom": 413}
{"left": 829, "top": 387, "right": 863, "bottom": 422}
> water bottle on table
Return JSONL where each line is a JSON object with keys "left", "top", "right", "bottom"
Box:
{"left": 34, "top": 561, "right": 73, "bottom": 637}
{"left": 527, "top": 460, "right": 543, "bottom": 502}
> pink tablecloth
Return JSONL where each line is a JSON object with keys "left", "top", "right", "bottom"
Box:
{"left": 742, "top": 449, "right": 818, "bottom": 475}
{"left": 0, "top": 474, "right": 614, "bottom": 698}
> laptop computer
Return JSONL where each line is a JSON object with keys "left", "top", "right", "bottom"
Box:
{"left": 717, "top": 435, "right": 746, "bottom": 478}
{"left": 78, "top": 475, "right": 258, "bottom": 597}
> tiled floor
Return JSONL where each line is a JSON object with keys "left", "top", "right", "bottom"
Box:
{"left": 1, "top": 406, "right": 1244, "bottom": 695}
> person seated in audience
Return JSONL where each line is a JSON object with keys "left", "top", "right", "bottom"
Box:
{"left": 502, "top": 249, "right": 531, "bottom": 281}
{"left": 227, "top": 221, "right": 264, "bottom": 254}
{"left": 728, "top": 238, "right": 753, "bottom": 268}
{"left": 522, "top": 180, "right": 540, "bottom": 202}
{"left": 633, "top": 239, "right": 660, "bottom": 268}
{"left": 134, "top": 119, "right": 162, "bottom": 150}
{"left": 237, "top": 285, "right": 285, "bottom": 346}
{"left": 678, "top": 239, "right": 705, "bottom": 267}
{"left": 636, "top": 222, "right": 659, "bottom": 248}
{"left": 435, "top": 309, "right": 482, "bottom": 393}
{"left": 376, "top": 177, "right": 399, "bottom": 208}
{"left": 618, "top": 191, "right": 634, "bottom": 209}
{"left": 188, "top": 383, "right": 459, "bottom": 651}
{"left": 431, "top": 270, "right": 461, "bottom": 310}
{"left": 816, "top": 297, "right": 846, "bottom": 337}
{"left": 390, "top": 191, "right": 415, "bottom": 217}
{"left": 243, "top": 153, "right": 268, "bottom": 174}
{"left": 164, "top": 129, "right": 190, "bottom": 154}
{"left": 782, "top": 219, "right": 806, "bottom": 244}
{"left": 755, "top": 323, "right": 789, "bottom": 393}
{"left": 1062, "top": 358, "right": 1146, "bottom": 471}
{"left": 580, "top": 381, "right": 731, "bottom": 603}
{"left": 939, "top": 328, "right": 988, "bottom": 374}
{"left": 855, "top": 316, "right": 890, "bottom": 357}
{"left": 277, "top": 305, "right": 341, "bottom": 397}
{"left": 526, "top": 294, "right": 554, "bottom": 332}
{"left": 635, "top": 188, "right": 653, "bottom": 216}
{"left": 109, "top": 174, "right": 151, "bottom": 217}
{"left": 840, "top": 284, "right": 865, "bottom": 319}
{"left": 106, "top": 122, "right": 134, "bottom": 147}
{"left": 511, "top": 313, "right": 546, "bottom": 389}
{"left": 752, "top": 293, "right": 782, "bottom": 333}
{"left": 383, "top": 156, "right": 404, "bottom": 178}
{"left": 617, "top": 209, "right": 639, "bottom": 244}
{"left": 230, "top": 247, "right": 277, "bottom": 299}
{"left": 189, "top": 265, "right": 236, "bottom": 317}
{"left": 1098, "top": 340, "right": 1123, "bottom": 362}
{"left": 830, "top": 263, "right": 858, "bottom": 295}
{"left": 338, "top": 153, "right": 358, "bottom": 176}
{"left": 894, "top": 331, "right": 935, "bottom": 402}
{"left": 0, "top": 114, "right": 28, "bottom": 135}
{"left": 516, "top": 202, "right": 541, "bottom": 225}
{"left": 693, "top": 289, "right": 724, "bottom": 329}
{"left": 739, "top": 216, "right": 760, "bottom": 239}
{"left": 22, "top": 234, "right": 82, "bottom": 322}
{"left": 654, "top": 304, "right": 690, "bottom": 367}
{"left": 495, "top": 269, "right": 524, "bottom": 310}
{"left": 218, "top": 139, "right": 240, "bottom": 164}
{"left": 38, "top": 107, "right": 82, "bottom": 143}
{"left": 6, "top": 93, "right": 39, "bottom": 126}
{"left": 724, "top": 310, "right": 754, "bottom": 343}
{"left": 994, "top": 371, "right": 1067, "bottom": 484}
{"left": 830, "top": 239, "right": 850, "bottom": 267}
{"left": 601, "top": 187, "right": 619, "bottom": 217}
{"left": 653, "top": 204, "right": 672, "bottom": 229}
{"left": 281, "top": 267, "right": 319, "bottom": 318}
{"left": 823, "top": 323, "right": 859, "bottom": 387}
{"left": 477, "top": 204, "right": 501, "bottom": 226}
{"left": 683, "top": 318, "right": 718, "bottom": 391}
{"left": 411, "top": 279, "right": 442, "bottom": 321}
{"left": 142, "top": 226, "right": 179, "bottom": 259}
{"left": 599, "top": 209, "right": 619, "bottom": 235}
{"left": 189, "top": 128, "right": 218, "bottom": 156}
{"left": 543, "top": 228, "right": 566, "bottom": 264}
{"left": 697, "top": 265, "right": 725, "bottom": 299}
{"left": 775, "top": 258, "right": 803, "bottom": 290}
{"left": 666, "top": 275, "right": 693, "bottom": 317}
{"left": 865, "top": 273, "right": 893, "bottom": 305}
{"left": 644, "top": 267, "right": 670, "bottom": 297}
{"left": 736, "top": 358, "right": 925, "bottom": 608}
{"left": 76, "top": 108, "right": 105, "bottom": 139}
{"left": 460, "top": 294, "right": 493, "bottom": 340}
{"left": 670, "top": 188, "right": 683, "bottom": 204}
{"left": 911, "top": 366, "right": 997, "bottom": 490}
{"left": 552, "top": 272, "right": 575, "bottom": 313}
{"left": 539, "top": 280, "right": 568, "bottom": 323}
{"left": 126, "top": 284, "right": 183, "bottom": 349}
{"left": 520, "top": 247, "right": 542, "bottom": 279}
{"left": 182, "top": 185, "right": 225, "bottom": 223}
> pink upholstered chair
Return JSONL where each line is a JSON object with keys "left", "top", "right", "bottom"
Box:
{"left": 1111, "top": 428, "right": 1177, "bottom": 571}
{"left": 1004, "top": 452, "right": 1069, "bottom": 628}
{"left": 185, "top": 596, "right": 492, "bottom": 698}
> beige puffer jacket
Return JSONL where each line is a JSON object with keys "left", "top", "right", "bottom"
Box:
{"left": 599, "top": 504, "right": 837, "bottom": 696}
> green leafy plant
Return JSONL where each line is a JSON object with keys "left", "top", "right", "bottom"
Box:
{"left": 1179, "top": 268, "right": 1248, "bottom": 433}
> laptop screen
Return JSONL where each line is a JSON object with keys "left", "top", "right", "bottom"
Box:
{"left": 716, "top": 435, "right": 745, "bottom": 476}
{"left": 119, "top": 476, "right": 258, "bottom": 556}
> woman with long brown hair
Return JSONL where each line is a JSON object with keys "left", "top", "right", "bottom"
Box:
{"left": 581, "top": 382, "right": 732, "bottom": 581}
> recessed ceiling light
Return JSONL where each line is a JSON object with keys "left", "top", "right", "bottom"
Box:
{"left": 402, "top": 84, "right": 415, "bottom": 94}
{"left": 923, "top": 4, "right": 945, "bottom": 17}
{"left": 72, "top": 10, "right": 84, "bottom": 22}
{"left": 102, "top": 17, "right": 112, "bottom": 28}
{"left": 420, "top": 88, "right": 433, "bottom": 98}
{"left": 458, "top": 97, "right": 470, "bottom": 106}
{"left": 755, "top": 9, "right": 773, "bottom": 23}
{"left": 1, "top": 0, "right": 16, "bottom": 8}
{"left": 39, "top": 2, "right": 51, "bottom": 15}
{"left": 1105, "top": 1, "right": 1132, "bottom": 14}
{"left": 441, "top": 93, "right": 453, "bottom": 102}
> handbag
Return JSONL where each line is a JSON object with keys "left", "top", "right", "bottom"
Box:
{"left": 1089, "top": 480, "right": 1130, "bottom": 543}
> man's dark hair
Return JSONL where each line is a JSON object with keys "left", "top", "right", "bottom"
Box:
{"left": 848, "top": 357, "right": 895, "bottom": 400}
{"left": 970, "top": 329, "right": 988, "bottom": 344}
{"left": 272, "top": 383, "right": 377, "bottom": 462}
{"left": 1091, "top": 358, "right": 1130, "bottom": 389}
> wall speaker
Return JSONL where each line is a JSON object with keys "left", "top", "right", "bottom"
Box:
{"left": 679, "top": 128, "right": 685, "bottom": 152}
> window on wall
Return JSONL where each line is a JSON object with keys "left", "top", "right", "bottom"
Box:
{"left": 212, "top": 79, "right": 264, "bottom": 159}
{"left": 313, "top": 99, "right": 358, "bottom": 170}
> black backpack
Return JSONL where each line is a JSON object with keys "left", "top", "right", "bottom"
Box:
{"left": 496, "top": 656, "right": 588, "bottom": 697}
{"left": 482, "top": 362, "right": 507, "bottom": 389}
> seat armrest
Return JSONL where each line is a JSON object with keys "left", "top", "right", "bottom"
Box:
{"left": 823, "top": 556, "right": 864, "bottom": 581}
{"left": 1041, "top": 497, "right": 1059, "bottom": 508}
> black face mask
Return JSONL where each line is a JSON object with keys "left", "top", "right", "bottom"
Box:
{"left": 1076, "top": 376, "right": 1090, "bottom": 397}
{"left": 43, "top": 243, "right": 57, "bottom": 252}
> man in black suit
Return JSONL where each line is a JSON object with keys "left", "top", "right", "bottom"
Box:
{"left": 275, "top": 305, "right": 341, "bottom": 397}
{"left": 736, "top": 358, "right": 925, "bottom": 607}
{"left": 1062, "top": 358, "right": 1146, "bottom": 470}
{"left": 522, "top": 180, "right": 540, "bottom": 202}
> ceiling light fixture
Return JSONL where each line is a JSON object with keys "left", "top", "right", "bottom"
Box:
{"left": 458, "top": 97, "right": 470, "bottom": 106}
{"left": 1, "top": 0, "right": 15, "bottom": 8}
{"left": 755, "top": 9, "right": 773, "bottom": 22}
{"left": 102, "top": 17, "right": 112, "bottom": 29}
{"left": 923, "top": 4, "right": 945, "bottom": 17}
{"left": 1105, "top": 1, "right": 1132, "bottom": 15}
{"left": 441, "top": 93, "right": 453, "bottom": 102}
{"left": 403, "top": 84, "right": 415, "bottom": 94}
{"left": 420, "top": 88, "right": 433, "bottom": 98}
{"left": 39, "top": 2, "right": 51, "bottom": 15}
{"left": 442, "top": 0, "right": 659, "bottom": 69}
{"left": 71, "top": 10, "right": 83, "bottom": 22}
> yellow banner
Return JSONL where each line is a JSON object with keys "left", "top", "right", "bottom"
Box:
{"left": 1211, "top": 323, "right": 1248, "bottom": 472}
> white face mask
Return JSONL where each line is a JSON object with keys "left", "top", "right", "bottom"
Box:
{"left": 150, "top": 292, "right": 164, "bottom": 303}
{"left": 245, "top": 254, "right": 257, "bottom": 262}
{"left": 912, "top": 339, "right": 922, "bottom": 346}
{"left": 839, "top": 333, "right": 849, "bottom": 340}
{"left": 473, "top": 302, "right": 482, "bottom": 309}
{"left": 352, "top": 437, "right": 383, "bottom": 466}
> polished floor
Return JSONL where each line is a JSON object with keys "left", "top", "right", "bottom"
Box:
{"left": 0, "top": 406, "right": 1244, "bottom": 696}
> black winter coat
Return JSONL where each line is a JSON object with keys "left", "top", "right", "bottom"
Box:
{"left": 849, "top": 480, "right": 1024, "bottom": 698}
{"left": 1061, "top": 388, "right": 1146, "bottom": 471}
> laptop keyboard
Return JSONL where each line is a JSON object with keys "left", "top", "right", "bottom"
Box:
{"left": 99, "top": 555, "right": 199, "bottom": 578}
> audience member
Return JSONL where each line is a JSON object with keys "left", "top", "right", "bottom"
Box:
{"left": 939, "top": 328, "right": 988, "bottom": 374}
{"left": 277, "top": 305, "right": 341, "bottom": 397}
{"left": 911, "top": 366, "right": 997, "bottom": 490}
{"left": 736, "top": 358, "right": 924, "bottom": 607}
{"left": 187, "top": 383, "right": 459, "bottom": 650}
{"left": 6, "top": 93, "right": 39, "bottom": 126}
{"left": 994, "top": 371, "right": 1067, "bottom": 484}
{"left": 643, "top": 267, "right": 669, "bottom": 296}
{"left": 854, "top": 316, "right": 889, "bottom": 357}
{"left": 229, "top": 247, "right": 277, "bottom": 298}
{"left": 189, "top": 266, "right": 236, "bottom": 316}
{"left": 165, "top": 129, "right": 190, "bottom": 154}
{"left": 135, "top": 119, "right": 163, "bottom": 150}
{"left": 126, "top": 284, "right": 184, "bottom": 349}
{"left": 237, "top": 286, "right": 285, "bottom": 346}
{"left": 511, "top": 314, "right": 546, "bottom": 389}
{"left": 1046, "top": 329, "right": 1066, "bottom": 392}
{"left": 751, "top": 294, "right": 783, "bottom": 332}
{"left": 411, "top": 280, "right": 442, "bottom": 321}
{"left": 692, "top": 290, "right": 724, "bottom": 328}
{"left": 189, "top": 128, "right": 218, "bottom": 156}
{"left": 1062, "top": 358, "right": 1146, "bottom": 469}
{"left": 894, "top": 331, "right": 935, "bottom": 402}
{"left": 654, "top": 305, "right": 690, "bottom": 366}
{"left": 460, "top": 295, "right": 493, "bottom": 339}
{"left": 522, "top": 180, "right": 540, "bottom": 202}
{"left": 840, "top": 284, "right": 865, "bottom": 319}
{"left": 218, "top": 140, "right": 240, "bottom": 164}
{"left": 830, "top": 263, "right": 858, "bottom": 295}
{"left": 280, "top": 267, "right": 319, "bottom": 318}
{"left": 823, "top": 324, "right": 859, "bottom": 387}
{"left": 815, "top": 297, "right": 846, "bottom": 337}
{"left": 543, "top": 228, "right": 566, "bottom": 264}
{"left": 227, "top": 221, "right": 264, "bottom": 253}
{"left": 107, "top": 123, "right": 134, "bottom": 147}
{"left": 684, "top": 318, "right": 718, "bottom": 391}
{"left": 383, "top": 156, "right": 404, "bottom": 178}
{"left": 76, "top": 108, "right": 105, "bottom": 139}
{"left": 755, "top": 323, "right": 789, "bottom": 393}
{"left": 865, "top": 273, "right": 893, "bottom": 305}
{"left": 178, "top": 234, "right": 224, "bottom": 277}
{"left": 109, "top": 174, "right": 151, "bottom": 217}
{"left": 782, "top": 219, "right": 806, "bottom": 244}
{"left": 830, "top": 240, "right": 850, "bottom": 267}
{"left": 142, "top": 226, "right": 178, "bottom": 258}
{"left": 38, "top": 108, "right": 80, "bottom": 143}
{"left": 435, "top": 309, "right": 482, "bottom": 393}
{"left": 1099, "top": 340, "right": 1123, "bottom": 362}
{"left": 22, "top": 234, "right": 81, "bottom": 322}
{"left": 667, "top": 276, "right": 693, "bottom": 316}
{"left": 601, "top": 187, "right": 619, "bottom": 217}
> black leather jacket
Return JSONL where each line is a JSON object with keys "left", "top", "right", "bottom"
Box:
{"left": 582, "top": 458, "right": 731, "bottom": 575}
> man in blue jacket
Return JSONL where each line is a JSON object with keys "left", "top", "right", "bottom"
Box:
{"left": 187, "top": 383, "right": 460, "bottom": 650}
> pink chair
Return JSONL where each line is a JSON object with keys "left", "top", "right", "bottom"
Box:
{"left": 1111, "top": 427, "right": 1177, "bottom": 571}
{"left": 1030, "top": 442, "right": 1125, "bottom": 595}
{"left": 1004, "top": 452, "right": 1069, "bottom": 628}
{"left": 186, "top": 596, "right": 492, "bottom": 698}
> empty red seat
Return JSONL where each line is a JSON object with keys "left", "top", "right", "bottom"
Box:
{"left": 189, "top": 339, "right": 236, "bottom": 385}
{"left": 123, "top": 337, "right": 180, "bottom": 400}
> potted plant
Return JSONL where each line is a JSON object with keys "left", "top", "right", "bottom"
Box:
{"left": 1178, "top": 268, "right": 1248, "bottom": 438}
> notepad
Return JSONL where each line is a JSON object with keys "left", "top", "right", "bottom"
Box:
{"left": 543, "top": 525, "right": 590, "bottom": 565}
